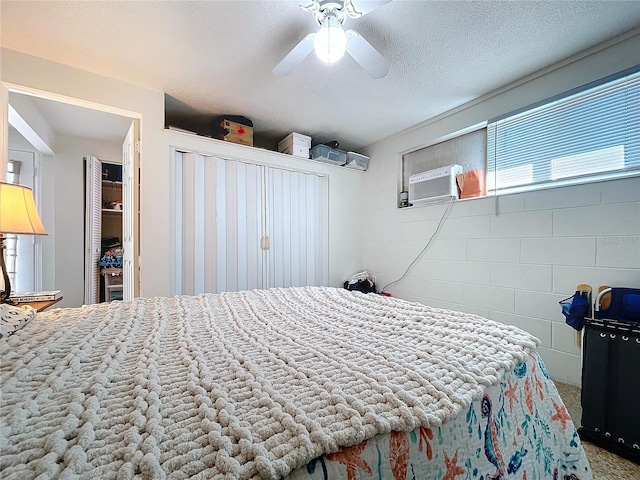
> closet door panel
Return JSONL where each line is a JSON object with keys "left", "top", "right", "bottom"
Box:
{"left": 246, "top": 160, "right": 264, "bottom": 290}
{"left": 84, "top": 156, "right": 102, "bottom": 305}
{"left": 265, "top": 167, "right": 328, "bottom": 288}
{"left": 175, "top": 152, "right": 208, "bottom": 295}
{"left": 289, "top": 172, "right": 302, "bottom": 287}
{"left": 193, "top": 155, "right": 207, "bottom": 293}
{"left": 266, "top": 167, "right": 288, "bottom": 288}
{"left": 181, "top": 153, "right": 197, "bottom": 295}
{"left": 215, "top": 158, "right": 234, "bottom": 292}
{"left": 216, "top": 158, "right": 263, "bottom": 293}
{"left": 313, "top": 173, "right": 329, "bottom": 286}
{"left": 176, "top": 153, "right": 264, "bottom": 295}
{"left": 304, "top": 174, "right": 318, "bottom": 285}
{"left": 203, "top": 158, "right": 218, "bottom": 292}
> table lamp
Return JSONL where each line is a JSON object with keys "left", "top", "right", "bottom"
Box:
{"left": 0, "top": 182, "right": 48, "bottom": 303}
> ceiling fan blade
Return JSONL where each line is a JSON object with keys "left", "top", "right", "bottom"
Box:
{"left": 344, "top": 0, "right": 393, "bottom": 18}
{"left": 272, "top": 33, "right": 316, "bottom": 76}
{"left": 345, "top": 30, "right": 389, "bottom": 79}
{"left": 299, "top": 1, "right": 320, "bottom": 14}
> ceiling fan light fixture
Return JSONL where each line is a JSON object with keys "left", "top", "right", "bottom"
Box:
{"left": 314, "top": 13, "right": 347, "bottom": 64}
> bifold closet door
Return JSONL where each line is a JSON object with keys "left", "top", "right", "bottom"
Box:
{"left": 264, "top": 167, "right": 328, "bottom": 288}
{"left": 84, "top": 156, "right": 102, "bottom": 304}
{"left": 174, "top": 152, "right": 328, "bottom": 295}
{"left": 175, "top": 153, "right": 263, "bottom": 294}
{"left": 215, "top": 158, "right": 265, "bottom": 293}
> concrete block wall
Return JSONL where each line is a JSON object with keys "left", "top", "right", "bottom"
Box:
{"left": 361, "top": 176, "right": 639, "bottom": 385}
{"left": 359, "top": 32, "right": 640, "bottom": 386}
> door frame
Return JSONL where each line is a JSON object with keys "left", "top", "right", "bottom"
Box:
{"left": 1, "top": 82, "right": 142, "bottom": 301}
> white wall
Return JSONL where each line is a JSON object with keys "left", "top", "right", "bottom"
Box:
{"left": 2, "top": 48, "right": 167, "bottom": 297}
{"left": 9, "top": 124, "right": 39, "bottom": 151}
{"left": 9, "top": 93, "right": 55, "bottom": 154}
{"left": 361, "top": 32, "right": 640, "bottom": 385}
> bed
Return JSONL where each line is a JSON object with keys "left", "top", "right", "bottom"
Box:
{"left": 0, "top": 286, "right": 591, "bottom": 479}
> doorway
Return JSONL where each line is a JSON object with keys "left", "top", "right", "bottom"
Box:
{"left": 3, "top": 86, "right": 140, "bottom": 307}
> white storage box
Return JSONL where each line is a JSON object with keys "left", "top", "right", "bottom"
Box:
{"left": 310, "top": 145, "right": 347, "bottom": 166}
{"left": 278, "top": 132, "right": 311, "bottom": 158}
{"left": 345, "top": 152, "right": 370, "bottom": 170}
{"left": 281, "top": 144, "right": 310, "bottom": 158}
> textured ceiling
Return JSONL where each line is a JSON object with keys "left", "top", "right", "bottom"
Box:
{"left": 2, "top": 0, "right": 640, "bottom": 152}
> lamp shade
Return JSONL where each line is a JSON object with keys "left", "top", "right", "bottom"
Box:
{"left": 0, "top": 182, "right": 47, "bottom": 235}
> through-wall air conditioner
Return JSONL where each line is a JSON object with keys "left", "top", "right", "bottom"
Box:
{"left": 408, "top": 164, "right": 463, "bottom": 205}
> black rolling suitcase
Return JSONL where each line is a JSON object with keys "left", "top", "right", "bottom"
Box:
{"left": 579, "top": 287, "right": 640, "bottom": 463}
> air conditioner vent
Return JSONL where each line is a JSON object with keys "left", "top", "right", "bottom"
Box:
{"left": 408, "top": 164, "right": 462, "bottom": 205}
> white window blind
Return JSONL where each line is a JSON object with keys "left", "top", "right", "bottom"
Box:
{"left": 487, "top": 70, "right": 640, "bottom": 194}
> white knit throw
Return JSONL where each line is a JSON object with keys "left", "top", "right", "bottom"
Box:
{"left": 0, "top": 286, "right": 539, "bottom": 480}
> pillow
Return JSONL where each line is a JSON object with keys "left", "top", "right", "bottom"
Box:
{"left": 0, "top": 303, "right": 37, "bottom": 339}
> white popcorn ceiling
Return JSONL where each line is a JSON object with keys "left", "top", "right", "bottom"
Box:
{"left": 2, "top": 1, "right": 639, "bottom": 152}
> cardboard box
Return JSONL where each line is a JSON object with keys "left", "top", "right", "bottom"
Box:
{"left": 217, "top": 119, "right": 253, "bottom": 146}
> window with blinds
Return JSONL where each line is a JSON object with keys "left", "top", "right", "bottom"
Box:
{"left": 487, "top": 69, "right": 640, "bottom": 194}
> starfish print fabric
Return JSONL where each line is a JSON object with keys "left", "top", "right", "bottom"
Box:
{"left": 290, "top": 353, "right": 592, "bottom": 480}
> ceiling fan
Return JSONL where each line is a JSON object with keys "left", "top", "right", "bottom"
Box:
{"left": 273, "top": 0, "right": 392, "bottom": 79}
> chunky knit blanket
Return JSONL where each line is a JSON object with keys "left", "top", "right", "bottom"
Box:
{"left": 0, "top": 286, "right": 540, "bottom": 480}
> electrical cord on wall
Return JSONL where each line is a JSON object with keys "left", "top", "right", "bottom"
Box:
{"left": 380, "top": 196, "right": 455, "bottom": 294}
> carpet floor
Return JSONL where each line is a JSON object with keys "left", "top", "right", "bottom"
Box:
{"left": 555, "top": 381, "right": 640, "bottom": 480}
